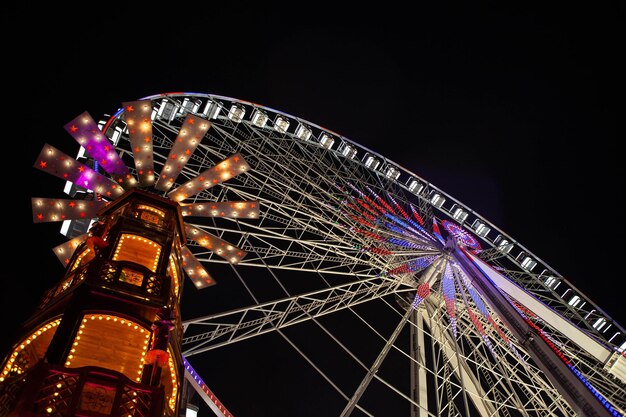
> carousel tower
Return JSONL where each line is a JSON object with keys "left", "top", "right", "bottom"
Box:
{"left": 1, "top": 188, "right": 187, "bottom": 416}
{"left": 1, "top": 97, "right": 253, "bottom": 417}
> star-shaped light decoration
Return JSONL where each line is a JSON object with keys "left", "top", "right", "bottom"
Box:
{"left": 32, "top": 99, "right": 260, "bottom": 288}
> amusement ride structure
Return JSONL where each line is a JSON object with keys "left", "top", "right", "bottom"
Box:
{"left": 1, "top": 92, "right": 625, "bottom": 416}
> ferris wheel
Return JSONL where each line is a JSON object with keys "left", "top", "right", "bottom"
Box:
{"left": 31, "top": 92, "right": 626, "bottom": 417}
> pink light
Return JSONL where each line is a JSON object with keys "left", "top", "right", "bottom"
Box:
{"left": 64, "top": 112, "right": 129, "bottom": 177}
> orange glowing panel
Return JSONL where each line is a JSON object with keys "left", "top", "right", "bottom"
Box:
{"left": 184, "top": 224, "right": 247, "bottom": 264}
{"left": 112, "top": 234, "right": 162, "bottom": 273}
{"left": 64, "top": 112, "right": 130, "bottom": 182}
{"left": 32, "top": 198, "right": 107, "bottom": 223}
{"left": 180, "top": 201, "right": 260, "bottom": 219}
{"left": 34, "top": 144, "right": 125, "bottom": 199}
{"left": 53, "top": 234, "right": 88, "bottom": 266}
{"left": 123, "top": 100, "right": 155, "bottom": 187}
{"left": 167, "top": 153, "right": 250, "bottom": 202}
{"left": 155, "top": 114, "right": 211, "bottom": 192}
{"left": 67, "top": 314, "right": 150, "bottom": 383}
{"left": 181, "top": 246, "right": 215, "bottom": 288}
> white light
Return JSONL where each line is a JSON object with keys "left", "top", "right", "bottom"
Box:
{"left": 472, "top": 220, "right": 491, "bottom": 237}
{"left": 60, "top": 220, "right": 71, "bottom": 237}
{"left": 228, "top": 105, "right": 245, "bottom": 123}
{"left": 451, "top": 205, "right": 468, "bottom": 222}
{"left": 593, "top": 317, "right": 606, "bottom": 331}
{"left": 568, "top": 295, "right": 581, "bottom": 308}
{"left": 385, "top": 166, "right": 400, "bottom": 180}
{"left": 520, "top": 256, "right": 537, "bottom": 271}
{"left": 406, "top": 178, "right": 424, "bottom": 194}
{"left": 295, "top": 124, "right": 312, "bottom": 141}
{"left": 274, "top": 116, "right": 290, "bottom": 133}
{"left": 341, "top": 144, "right": 357, "bottom": 159}
{"left": 430, "top": 193, "right": 445, "bottom": 208}
{"left": 363, "top": 154, "right": 380, "bottom": 170}
{"left": 320, "top": 133, "right": 334, "bottom": 149}
{"left": 202, "top": 100, "right": 221, "bottom": 119}
{"left": 251, "top": 109, "right": 268, "bottom": 127}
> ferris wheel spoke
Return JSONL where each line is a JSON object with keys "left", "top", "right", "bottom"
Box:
{"left": 185, "top": 217, "right": 397, "bottom": 273}
{"left": 275, "top": 329, "right": 377, "bottom": 417}
{"left": 181, "top": 275, "right": 403, "bottom": 356}
{"left": 340, "top": 304, "right": 414, "bottom": 417}
{"left": 181, "top": 201, "right": 260, "bottom": 219}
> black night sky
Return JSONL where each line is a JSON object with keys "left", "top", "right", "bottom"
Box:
{"left": 1, "top": 3, "right": 624, "bottom": 416}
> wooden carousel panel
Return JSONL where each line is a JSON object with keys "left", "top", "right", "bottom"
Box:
{"left": 112, "top": 234, "right": 162, "bottom": 273}
{"left": 66, "top": 314, "right": 151, "bottom": 383}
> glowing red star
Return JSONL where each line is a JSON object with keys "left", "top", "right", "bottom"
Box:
{"left": 78, "top": 166, "right": 85, "bottom": 173}
{"left": 171, "top": 154, "right": 178, "bottom": 159}
{"left": 126, "top": 105, "right": 134, "bottom": 112}
{"left": 70, "top": 125, "right": 78, "bottom": 133}
{"left": 39, "top": 161, "right": 47, "bottom": 168}
{"left": 188, "top": 118, "right": 195, "bottom": 124}
{"left": 144, "top": 137, "right": 150, "bottom": 143}
{"left": 37, "top": 214, "right": 43, "bottom": 220}
{"left": 68, "top": 202, "right": 76, "bottom": 208}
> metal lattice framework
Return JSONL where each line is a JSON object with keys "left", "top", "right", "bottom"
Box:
{"left": 33, "top": 92, "right": 626, "bottom": 416}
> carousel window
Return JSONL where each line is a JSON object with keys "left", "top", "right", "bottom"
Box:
{"left": 136, "top": 204, "right": 165, "bottom": 226}
{"left": 69, "top": 247, "right": 93, "bottom": 271}
{"left": 112, "top": 234, "right": 162, "bottom": 272}
{"left": 65, "top": 314, "right": 151, "bottom": 383}
{"left": 0, "top": 319, "right": 61, "bottom": 382}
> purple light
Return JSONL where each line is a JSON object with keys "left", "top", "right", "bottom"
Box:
{"left": 442, "top": 220, "right": 481, "bottom": 251}
{"left": 64, "top": 112, "right": 129, "bottom": 177}
{"left": 34, "top": 144, "right": 125, "bottom": 199}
